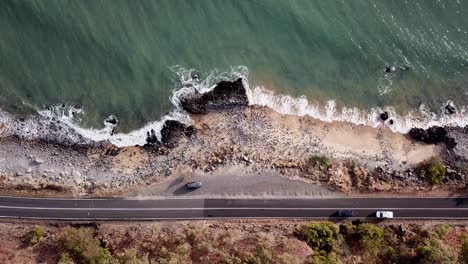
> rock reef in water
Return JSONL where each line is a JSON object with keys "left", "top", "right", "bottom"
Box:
{"left": 180, "top": 78, "right": 249, "bottom": 114}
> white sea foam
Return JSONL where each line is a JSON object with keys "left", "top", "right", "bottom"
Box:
{"left": 247, "top": 85, "right": 468, "bottom": 133}
{"left": 1, "top": 66, "right": 468, "bottom": 147}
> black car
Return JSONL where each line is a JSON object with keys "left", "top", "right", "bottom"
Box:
{"left": 186, "top": 181, "right": 203, "bottom": 189}
{"left": 337, "top": 210, "right": 354, "bottom": 217}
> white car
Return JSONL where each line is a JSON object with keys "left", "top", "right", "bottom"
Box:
{"left": 376, "top": 211, "right": 394, "bottom": 218}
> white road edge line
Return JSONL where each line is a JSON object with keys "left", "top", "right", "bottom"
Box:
{"left": 1, "top": 216, "right": 468, "bottom": 220}
{"left": 0, "top": 206, "right": 467, "bottom": 211}
{"left": 1, "top": 196, "right": 468, "bottom": 201}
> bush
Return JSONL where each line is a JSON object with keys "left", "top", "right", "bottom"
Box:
{"left": 433, "top": 224, "right": 450, "bottom": 239}
{"left": 57, "top": 227, "right": 114, "bottom": 264}
{"left": 58, "top": 253, "right": 74, "bottom": 264}
{"left": 299, "top": 222, "right": 339, "bottom": 253}
{"left": 117, "top": 248, "right": 149, "bottom": 264}
{"left": 421, "top": 158, "right": 446, "bottom": 185}
{"left": 30, "top": 226, "right": 46, "bottom": 246}
{"left": 245, "top": 247, "right": 273, "bottom": 264}
{"left": 157, "top": 244, "right": 191, "bottom": 264}
{"left": 306, "top": 155, "right": 331, "bottom": 171}
{"left": 354, "top": 224, "right": 384, "bottom": 258}
{"left": 311, "top": 252, "right": 342, "bottom": 264}
{"left": 415, "top": 238, "right": 455, "bottom": 264}
{"left": 460, "top": 234, "right": 468, "bottom": 264}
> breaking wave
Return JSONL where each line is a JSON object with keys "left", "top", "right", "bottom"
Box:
{"left": 1, "top": 66, "right": 468, "bottom": 147}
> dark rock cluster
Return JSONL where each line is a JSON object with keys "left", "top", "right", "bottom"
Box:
{"left": 145, "top": 120, "right": 197, "bottom": 148}
{"left": 146, "top": 129, "right": 159, "bottom": 145}
{"left": 408, "top": 126, "right": 456, "bottom": 149}
{"left": 145, "top": 78, "right": 247, "bottom": 147}
{"left": 180, "top": 78, "right": 249, "bottom": 114}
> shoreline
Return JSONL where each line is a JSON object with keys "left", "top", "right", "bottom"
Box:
{"left": 0, "top": 79, "right": 467, "bottom": 198}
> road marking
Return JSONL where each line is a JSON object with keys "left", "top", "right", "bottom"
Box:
{"left": 1, "top": 196, "right": 468, "bottom": 201}
{"left": 1, "top": 216, "right": 468, "bottom": 220}
{"left": 0, "top": 206, "right": 467, "bottom": 211}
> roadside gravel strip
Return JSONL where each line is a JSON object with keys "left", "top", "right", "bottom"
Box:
{"left": 0, "top": 196, "right": 468, "bottom": 220}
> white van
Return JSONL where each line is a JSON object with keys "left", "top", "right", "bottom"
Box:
{"left": 376, "top": 211, "right": 394, "bottom": 218}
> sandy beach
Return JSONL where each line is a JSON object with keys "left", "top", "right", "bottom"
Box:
{"left": 0, "top": 99, "right": 465, "bottom": 197}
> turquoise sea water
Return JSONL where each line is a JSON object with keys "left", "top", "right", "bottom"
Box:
{"left": 0, "top": 1, "right": 467, "bottom": 132}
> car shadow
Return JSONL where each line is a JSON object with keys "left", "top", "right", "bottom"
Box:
{"left": 173, "top": 184, "right": 197, "bottom": 196}
{"left": 166, "top": 176, "right": 185, "bottom": 190}
{"left": 328, "top": 212, "right": 377, "bottom": 222}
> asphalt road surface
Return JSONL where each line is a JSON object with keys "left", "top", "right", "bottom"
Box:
{"left": 1, "top": 196, "right": 468, "bottom": 220}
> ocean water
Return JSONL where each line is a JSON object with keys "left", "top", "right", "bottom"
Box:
{"left": 0, "top": 1, "right": 467, "bottom": 145}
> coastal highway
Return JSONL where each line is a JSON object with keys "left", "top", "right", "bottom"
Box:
{"left": 1, "top": 196, "right": 468, "bottom": 220}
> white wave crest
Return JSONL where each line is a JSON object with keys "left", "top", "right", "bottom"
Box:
{"left": 247, "top": 85, "right": 468, "bottom": 133}
{"left": 2, "top": 65, "right": 468, "bottom": 147}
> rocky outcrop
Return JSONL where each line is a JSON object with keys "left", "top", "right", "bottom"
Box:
{"left": 380, "top": 112, "right": 389, "bottom": 121}
{"left": 408, "top": 126, "right": 456, "bottom": 149}
{"left": 444, "top": 101, "right": 457, "bottom": 115}
{"left": 145, "top": 129, "right": 160, "bottom": 145}
{"left": 160, "top": 120, "right": 196, "bottom": 148}
{"left": 180, "top": 78, "right": 249, "bottom": 114}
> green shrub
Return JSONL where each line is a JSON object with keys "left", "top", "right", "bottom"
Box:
{"left": 354, "top": 224, "right": 384, "bottom": 258}
{"left": 157, "top": 244, "right": 191, "bottom": 264}
{"left": 415, "top": 238, "right": 456, "bottom": 264}
{"left": 460, "top": 234, "right": 468, "bottom": 264}
{"left": 421, "top": 158, "right": 446, "bottom": 185}
{"left": 30, "top": 226, "right": 46, "bottom": 246}
{"left": 245, "top": 247, "right": 273, "bottom": 264}
{"left": 58, "top": 253, "right": 74, "bottom": 264}
{"left": 311, "top": 251, "right": 342, "bottom": 264}
{"left": 117, "top": 248, "right": 149, "bottom": 264}
{"left": 433, "top": 224, "right": 450, "bottom": 239}
{"left": 57, "top": 227, "right": 114, "bottom": 264}
{"left": 306, "top": 155, "right": 331, "bottom": 171}
{"left": 299, "top": 222, "right": 339, "bottom": 253}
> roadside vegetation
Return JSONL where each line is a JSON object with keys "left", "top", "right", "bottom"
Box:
{"left": 29, "top": 225, "right": 46, "bottom": 246}
{"left": 305, "top": 155, "right": 331, "bottom": 172}
{"left": 4, "top": 221, "right": 468, "bottom": 263}
{"left": 420, "top": 157, "right": 446, "bottom": 185}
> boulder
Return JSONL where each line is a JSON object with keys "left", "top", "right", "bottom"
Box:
{"left": 160, "top": 120, "right": 196, "bottom": 148}
{"left": 145, "top": 129, "right": 160, "bottom": 145}
{"left": 380, "top": 112, "right": 389, "bottom": 121}
{"left": 444, "top": 101, "right": 456, "bottom": 115}
{"left": 34, "top": 158, "right": 45, "bottom": 165}
{"left": 105, "top": 115, "right": 118, "bottom": 125}
{"left": 180, "top": 78, "right": 249, "bottom": 114}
